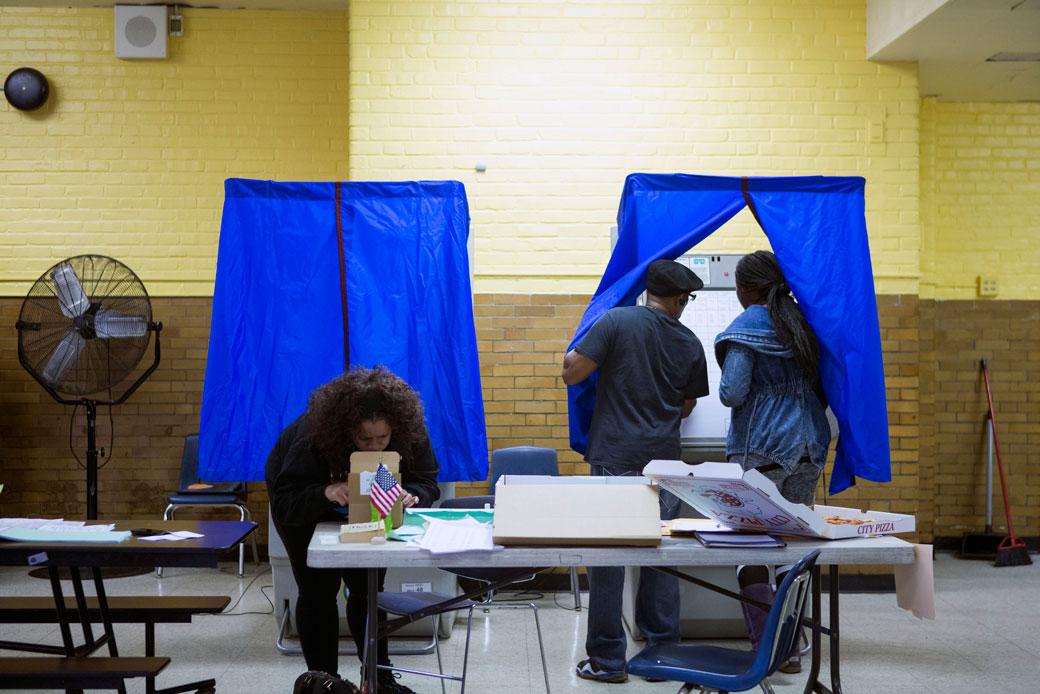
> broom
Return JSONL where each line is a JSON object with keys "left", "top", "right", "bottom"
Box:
{"left": 980, "top": 359, "right": 1032, "bottom": 567}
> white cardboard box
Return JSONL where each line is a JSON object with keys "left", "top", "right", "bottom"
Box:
{"left": 493, "top": 475, "right": 662, "bottom": 546}
{"left": 642, "top": 460, "right": 915, "bottom": 540}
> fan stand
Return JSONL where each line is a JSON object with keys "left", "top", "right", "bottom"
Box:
{"left": 84, "top": 399, "right": 100, "bottom": 520}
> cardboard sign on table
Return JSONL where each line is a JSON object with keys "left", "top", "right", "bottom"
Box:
{"left": 348, "top": 451, "right": 403, "bottom": 528}
{"left": 642, "top": 460, "right": 914, "bottom": 540}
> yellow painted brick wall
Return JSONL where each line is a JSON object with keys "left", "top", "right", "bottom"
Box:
{"left": 349, "top": 0, "right": 921, "bottom": 295}
{"left": 920, "top": 100, "right": 1040, "bottom": 301}
{"left": 0, "top": 7, "right": 350, "bottom": 297}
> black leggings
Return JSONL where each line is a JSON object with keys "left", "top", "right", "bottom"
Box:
{"left": 277, "top": 522, "right": 389, "bottom": 677}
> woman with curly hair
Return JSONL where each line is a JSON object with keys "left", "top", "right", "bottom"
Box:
{"left": 267, "top": 366, "right": 440, "bottom": 694}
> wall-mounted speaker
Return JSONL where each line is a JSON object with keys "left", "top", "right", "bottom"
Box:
{"left": 115, "top": 5, "right": 167, "bottom": 59}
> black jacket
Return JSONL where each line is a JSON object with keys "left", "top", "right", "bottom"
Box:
{"left": 266, "top": 413, "right": 440, "bottom": 532}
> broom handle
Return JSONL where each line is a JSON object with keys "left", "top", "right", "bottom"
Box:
{"left": 985, "top": 414, "right": 993, "bottom": 532}
{"left": 981, "top": 359, "right": 1016, "bottom": 538}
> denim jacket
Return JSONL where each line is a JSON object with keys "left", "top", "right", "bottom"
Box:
{"left": 714, "top": 305, "right": 830, "bottom": 472}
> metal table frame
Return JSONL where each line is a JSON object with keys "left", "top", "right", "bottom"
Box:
{"left": 0, "top": 520, "right": 256, "bottom": 694}
{"left": 308, "top": 526, "right": 915, "bottom": 694}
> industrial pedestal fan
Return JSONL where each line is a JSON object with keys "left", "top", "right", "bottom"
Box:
{"left": 15, "top": 255, "right": 162, "bottom": 519}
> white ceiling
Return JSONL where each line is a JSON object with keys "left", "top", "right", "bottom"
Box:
{"left": 4, "top": 0, "right": 1039, "bottom": 101}
{"left": 868, "top": 0, "right": 1040, "bottom": 102}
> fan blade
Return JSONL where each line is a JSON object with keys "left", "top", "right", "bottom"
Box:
{"left": 50, "top": 264, "right": 90, "bottom": 318}
{"left": 41, "top": 331, "right": 86, "bottom": 384}
{"left": 94, "top": 308, "right": 148, "bottom": 338}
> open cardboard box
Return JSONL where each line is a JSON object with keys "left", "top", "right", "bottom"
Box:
{"left": 642, "top": 460, "right": 915, "bottom": 540}
{"left": 348, "top": 451, "right": 404, "bottom": 528}
{"left": 493, "top": 474, "right": 662, "bottom": 546}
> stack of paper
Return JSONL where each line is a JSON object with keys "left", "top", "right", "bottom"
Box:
{"left": 417, "top": 516, "right": 499, "bottom": 554}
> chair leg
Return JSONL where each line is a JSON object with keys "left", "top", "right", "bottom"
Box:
{"left": 459, "top": 605, "right": 474, "bottom": 694}
{"left": 241, "top": 504, "right": 261, "bottom": 567}
{"left": 237, "top": 505, "right": 246, "bottom": 576}
{"left": 570, "top": 566, "right": 582, "bottom": 611}
{"left": 433, "top": 615, "right": 445, "bottom": 694}
{"left": 528, "top": 603, "right": 551, "bottom": 694}
{"left": 156, "top": 504, "right": 176, "bottom": 578}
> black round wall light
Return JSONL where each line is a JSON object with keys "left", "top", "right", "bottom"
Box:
{"left": 3, "top": 68, "right": 50, "bottom": 111}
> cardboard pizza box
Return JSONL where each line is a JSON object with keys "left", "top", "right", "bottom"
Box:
{"left": 493, "top": 474, "right": 662, "bottom": 546}
{"left": 642, "top": 460, "right": 915, "bottom": 540}
{"left": 348, "top": 451, "right": 404, "bottom": 528}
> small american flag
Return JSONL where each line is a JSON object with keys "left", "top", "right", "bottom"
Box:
{"left": 369, "top": 463, "right": 403, "bottom": 519}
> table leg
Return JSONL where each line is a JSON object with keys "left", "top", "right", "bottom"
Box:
{"left": 801, "top": 565, "right": 843, "bottom": 694}
{"left": 803, "top": 565, "right": 823, "bottom": 694}
{"left": 829, "top": 565, "right": 842, "bottom": 694}
{"left": 47, "top": 567, "right": 77, "bottom": 657}
{"left": 70, "top": 568, "right": 96, "bottom": 651}
{"left": 366, "top": 567, "right": 378, "bottom": 694}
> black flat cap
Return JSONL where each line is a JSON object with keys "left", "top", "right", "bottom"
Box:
{"left": 645, "top": 259, "right": 704, "bottom": 297}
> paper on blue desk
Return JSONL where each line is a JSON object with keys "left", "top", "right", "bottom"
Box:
{"left": 0, "top": 518, "right": 117, "bottom": 533}
{"left": 0, "top": 528, "right": 132, "bottom": 543}
{"left": 139, "top": 531, "right": 204, "bottom": 542}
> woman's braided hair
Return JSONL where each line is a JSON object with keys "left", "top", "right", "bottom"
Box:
{"left": 307, "top": 365, "right": 426, "bottom": 477}
{"left": 736, "top": 250, "right": 820, "bottom": 379}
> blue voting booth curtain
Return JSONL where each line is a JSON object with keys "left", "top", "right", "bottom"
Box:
{"left": 567, "top": 174, "right": 889, "bottom": 495}
{"left": 199, "top": 178, "right": 487, "bottom": 483}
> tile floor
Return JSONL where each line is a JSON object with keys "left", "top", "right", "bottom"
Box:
{"left": 1, "top": 551, "right": 1037, "bottom": 693}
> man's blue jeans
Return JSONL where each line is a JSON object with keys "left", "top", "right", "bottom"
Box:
{"left": 585, "top": 464, "right": 683, "bottom": 672}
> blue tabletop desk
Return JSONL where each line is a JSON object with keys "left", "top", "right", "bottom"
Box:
{"left": 308, "top": 523, "right": 916, "bottom": 694}
{"left": 0, "top": 519, "right": 256, "bottom": 693}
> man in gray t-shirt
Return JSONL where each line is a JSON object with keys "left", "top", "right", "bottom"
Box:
{"left": 562, "top": 258, "right": 708, "bottom": 682}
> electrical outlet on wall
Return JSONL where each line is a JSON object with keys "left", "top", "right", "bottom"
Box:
{"left": 978, "top": 276, "right": 998, "bottom": 297}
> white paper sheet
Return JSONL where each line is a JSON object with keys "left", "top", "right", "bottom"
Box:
{"left": 418, "top": 517, "right": 499, "bottom": 554}
{"left": 139, "top": 530, "right": 205, "bottom": 542}
{"left": 894, "top": 543, "right": 936, "bottom": 620}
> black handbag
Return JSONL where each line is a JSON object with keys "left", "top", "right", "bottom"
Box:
{"left": 292, "top": 670, "right": 360, "bottom": 694}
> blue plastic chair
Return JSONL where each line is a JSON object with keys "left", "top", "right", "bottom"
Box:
{"left": 489, "top": 446, "right": 582, "bottom": 610}
{"left": 489, "top": 445, "right": 558, "bottom": 490}
{"left": 157, "top": 433, "right": 259, "bottom": 578}
{"left": 625, "top": 550, "right": 820, "bottom": 694}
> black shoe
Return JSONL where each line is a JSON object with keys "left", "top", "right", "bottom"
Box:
{"left": 376, "top": 671, "right": 417, "bottom": 694}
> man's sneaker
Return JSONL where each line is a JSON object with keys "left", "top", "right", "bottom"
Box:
{"left": 576, "top": 658, "right": 628, "bottom": 683}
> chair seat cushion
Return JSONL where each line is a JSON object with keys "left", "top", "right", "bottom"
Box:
{"left": 625, "top": 643, "right": 761, "bottom": 691}
{"left": 377, "top": 591, "right": 478, "bottom": 617}
{"left": 166, "top": 494, "right": 243, "bottom": 505}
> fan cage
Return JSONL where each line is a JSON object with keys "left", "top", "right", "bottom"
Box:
{"left": 18, "top": 255, "right": 153, "bottom": 396}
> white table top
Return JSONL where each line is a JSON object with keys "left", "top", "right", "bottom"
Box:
{"left": 307, "top": 522, "right": 917, "bottom": 569}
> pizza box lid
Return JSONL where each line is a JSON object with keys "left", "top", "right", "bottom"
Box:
{"left": 642, "top": 460, "right": 915, "bottom": 539}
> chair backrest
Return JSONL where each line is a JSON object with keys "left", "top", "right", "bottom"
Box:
{"left": 176, "top": 433, "right": 246, "bottom": 495}
{"left": 177, "top": 434, "right": 202, "bottom": 491}
{"left": 489, "top": 446, "right": 558, "bottom": 491}
{"left": 438, "top": 495, "right": 495, "bottom": 510}
{"left": 754, "top": 549, "right": 821, "bottom": 677}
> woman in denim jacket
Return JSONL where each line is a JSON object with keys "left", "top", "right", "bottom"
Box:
{"left": 715, "top": 250, "right": 831, "bottom": 673}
